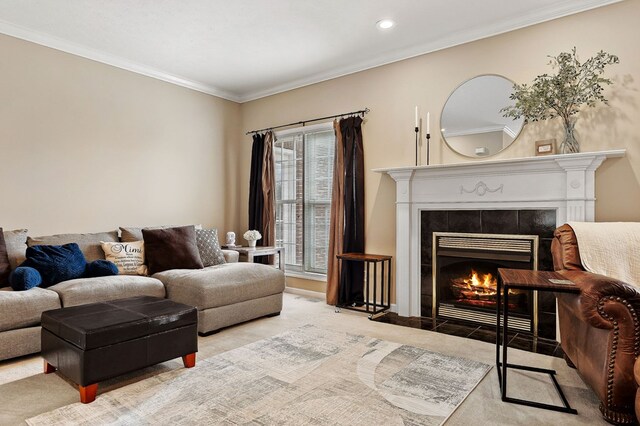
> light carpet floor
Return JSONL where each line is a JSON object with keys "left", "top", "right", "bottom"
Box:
{"left": 27, "top": 324, "right": 491, "bottom": 425}
{"left": 0, "top": 292, "right": 605, "bottom": 425}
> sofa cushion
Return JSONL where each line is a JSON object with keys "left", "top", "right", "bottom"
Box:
{"left": 222, "top": 249, "right": 239, "bottom": 263}
{"left": 143, "top": 226, "right": 203, "bottom": 275}
{"left": 156, "top": 262, "right": 285, "bottom": 310}
{"left": 0, "top": 287, "right": 61, "bottom": 332}
{"left": 3, "top": 229, "right": 28, "bottom": 270}
{"left": 0, "top": 228, "right": 10, "bottom": 287}
{"left": 22, "top": 243, "right": 87, "bottom": 288}
{"left": 196, "top": 228, "right": 226, "bottom": 267}
{"left": 28, "top": 230, "right": 119, "bottom": 262}
{"left": 119, "top": 227, "right": 145, "bottom": 243}
{"left": 120, "top": 225, "right": 203, "bottom": 243}
{"left": 47, "top": 275, "right": 166, "bottom": 307}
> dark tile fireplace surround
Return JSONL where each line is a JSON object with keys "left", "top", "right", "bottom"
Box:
{"left": 421, "top": 209, "right": 557, "bottom": 339}
{"left": 376, "top": 208, "right": 561, "bottom": 357}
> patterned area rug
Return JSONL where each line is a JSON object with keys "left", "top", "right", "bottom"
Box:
{"left": 27, "top": 325, "right": 490, "bottom": 425}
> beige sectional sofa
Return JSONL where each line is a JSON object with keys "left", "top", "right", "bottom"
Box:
{"left": 0, "top": 228, "right": 285, "bottom": 361}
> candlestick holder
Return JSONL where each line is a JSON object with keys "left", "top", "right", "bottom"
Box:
{"left": 415, "top": 126, "right": 419, "bottom": 166}
{"left": 426, "top": 133, "right": 431, "bottom": 165}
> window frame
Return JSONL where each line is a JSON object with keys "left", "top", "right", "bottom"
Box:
{"left": 274, "top": 121, "right": 335, "bottom": 279}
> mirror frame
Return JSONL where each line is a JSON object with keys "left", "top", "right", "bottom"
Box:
{"left": 440, "top": 74, "right": 524, "bottom": 159}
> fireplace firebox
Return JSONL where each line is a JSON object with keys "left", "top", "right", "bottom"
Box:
{"left": 433, "top": 232, "right": 539, "bottom": 333}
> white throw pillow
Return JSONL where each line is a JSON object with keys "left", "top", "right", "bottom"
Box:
{"left": 100, "top": 241, "right": 148, "bottom": 275}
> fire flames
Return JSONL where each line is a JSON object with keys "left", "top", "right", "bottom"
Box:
{"left": 449, "top": 269, "right": 520, "bottom": 308}
{"left": 463, "top": 270, "right": 497, "bottom": 292}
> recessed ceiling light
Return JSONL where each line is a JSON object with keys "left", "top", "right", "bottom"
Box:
{"left": 376, "top": 19, "right": 395, "bottom": 30}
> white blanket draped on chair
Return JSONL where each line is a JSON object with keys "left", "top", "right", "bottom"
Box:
{"left": 568, "top": 221, "right": 640, "bottom": 288}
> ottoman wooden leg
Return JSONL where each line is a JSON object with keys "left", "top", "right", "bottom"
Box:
{"left": 44, "top": 361, "right": 57, "bottom": 374}
{"left": 79, "top": 383, "right": 98, "bottom": 404}
{"left": 182, "top": 353, "right": 196, "bottom": 368}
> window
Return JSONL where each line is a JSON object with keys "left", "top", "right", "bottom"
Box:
{"left": 274, "top": 123, "right": 335, "bottom": 276}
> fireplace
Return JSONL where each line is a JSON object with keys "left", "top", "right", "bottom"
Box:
{"left": 375, "top": 149, "right": 624, "bottom": 341}
{"left": 433, "top": 232, "right": 538, "bottom": 333}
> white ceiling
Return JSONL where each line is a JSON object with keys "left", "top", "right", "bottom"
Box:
{"left": 0, "top": 0, "right": 622, "bottom": 103}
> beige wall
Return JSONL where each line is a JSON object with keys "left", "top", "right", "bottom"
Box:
{"left": 239, "top": 1, "right": 640, "bottom": 296}
{"left": 0, "top": 33, "right": 241, "bottom": 237}
{"left": 2, "top": 2, "right": 637, "bottom": 298}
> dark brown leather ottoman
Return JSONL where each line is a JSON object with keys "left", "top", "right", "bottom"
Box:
{"left": 41, "top": 296, "right": 198, "bottom": 403}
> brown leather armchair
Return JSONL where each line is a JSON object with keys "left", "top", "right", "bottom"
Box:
{"left": 635, "top": 357, "right": 640, "bottom": 422}
{"left": 552, "top": 224, "right": 640, "bottom": 424}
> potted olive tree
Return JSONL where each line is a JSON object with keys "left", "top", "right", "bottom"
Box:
{"left": 502, "top": 48, "right": 619, "bottom": 154}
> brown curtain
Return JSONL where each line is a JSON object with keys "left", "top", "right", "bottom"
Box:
{"left": 261, "top": 131, "right": 276, "bottom": 263}
{"left": 248, "top": 133, "right": 265, "bottom": 236}
{"left": 339, "top": 116, "right": 365, "bottom": 305}
{"left": 326, "top": 120, "right": 345, "bottom": 305}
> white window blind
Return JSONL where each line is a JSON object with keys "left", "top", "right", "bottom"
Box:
{"left": 274, "top": 123, "right": 335, "bottom": 275}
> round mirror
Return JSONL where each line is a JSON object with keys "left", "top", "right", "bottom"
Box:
{"left": 440, "top": 75, "right": 524, "bottom": 158}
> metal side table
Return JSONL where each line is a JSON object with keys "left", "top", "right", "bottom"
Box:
{"left": 496, "top": 268, "right": 580, "bottom": 415}
{"left": 335, "top": 253, "right": 392, "bottom": 319}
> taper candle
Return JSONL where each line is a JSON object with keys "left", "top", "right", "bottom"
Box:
{"left": 426, "top": 112, "right": 430, "bottom": 134}
{"left": 414, "top": 106, "right": 419, "bottom": 128}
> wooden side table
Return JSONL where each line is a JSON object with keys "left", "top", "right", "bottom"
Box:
{"left": 225, "top": 246, "right": 285, "bottom": 272}
{"left": 496, "top": 268, "right": 580, "bottom": 415}
{"left": 336, "top": 252, "right": 392, "bottom": 319}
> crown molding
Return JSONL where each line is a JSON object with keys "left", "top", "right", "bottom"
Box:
{"left": 445, "top": 125, "right": 517, "bottom": 138}
{"left": 503, "top": 126, "right": 517, "bottom": 139}
{"left": 0, "top": 0, "right": 622, "bottom": 104}
{"left": 0, "top": 19, "right": 242, "bottom": 102}
{"left": 237, "top": 0, "right": 623, "bottom": 102}
{"left": 445, "top": 125, "right": 507, "bottom": 138}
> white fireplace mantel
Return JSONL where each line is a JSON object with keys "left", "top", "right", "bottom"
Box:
{"left": 374, "top": 150, "right": 626, "bottom": 317}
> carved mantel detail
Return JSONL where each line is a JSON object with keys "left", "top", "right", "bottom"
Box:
{"left": 460, "top": 181, "right": 503, "bottom": 196}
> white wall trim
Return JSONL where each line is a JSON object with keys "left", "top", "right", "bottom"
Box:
{"left": 284, "top": 286, "right": 325, "bottom": 299}
{"left": 275, "top": 121, "right": 334, "bottom": 138}
{"left": 285, "top": 287, "right": 398, "bottom": 315}
{"left": 0, "top": 19, "right": 242, "bottom": 102}
{"left": 285, "top": 270, "right": 327, "bottom": 282}
{"left": 0, "top": 0, "right": 622, "bottom": 103}
{"left": 445, "top": 125, "right": 505, "bottom": 138}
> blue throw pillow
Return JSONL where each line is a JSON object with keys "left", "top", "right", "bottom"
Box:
{"left": 85, "top": 260, "right": 119, "bottom": 277}
{"left": 22, "top": 243, "right": 87, "bottom": 287}
{"left": 9, "top": 267, "right": 43, "bottom": 291}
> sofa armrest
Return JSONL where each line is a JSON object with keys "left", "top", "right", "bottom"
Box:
{"left": 560, "top": 270, "right": 640, "bottom": 332}
{"left": 222, "top": 249, "right": 239, "bottom": 263}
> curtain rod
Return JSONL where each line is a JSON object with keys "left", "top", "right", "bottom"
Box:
{"left": 245, "top": 108, "right": 370, "bottom": 135}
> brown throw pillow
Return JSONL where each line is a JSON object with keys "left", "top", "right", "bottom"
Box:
{"left": 0, "top": 228, "right": 10, "bottom": 287}
{"left": 142, "top": 226, "right": 203, "bottom": 275}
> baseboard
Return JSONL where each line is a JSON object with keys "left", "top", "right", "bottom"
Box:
{"left": 284, "top": 287, "right": 325, "bottom": 300}
{"left": 285, "top": 287, "right": 398, "bottom": 314}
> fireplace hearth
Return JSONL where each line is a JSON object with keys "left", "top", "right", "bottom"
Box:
{"left": 433, "top": 232, "right": 538, "bottom": 333}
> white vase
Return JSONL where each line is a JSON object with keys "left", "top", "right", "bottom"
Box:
{"left": 248, "top": 240, "right": 257, "bottom": 248}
